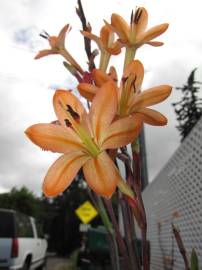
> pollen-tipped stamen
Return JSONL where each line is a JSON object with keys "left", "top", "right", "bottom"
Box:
{"left": 66, "top": 105, "right": 80, "bottom": 121}
{"left": 39, "top": 30, "right": 50, "bottom": 39}
{"left": 58, "top": 98, "right": 100, "bottom": 157}
{"left": 130, "top": 10, "right": 134, "bottom": 24}
{"left": 119, "top": 74, "right": 137, "bottom": 116}
{"left": 134, "top": 8, "right": 143, "bottom": 24}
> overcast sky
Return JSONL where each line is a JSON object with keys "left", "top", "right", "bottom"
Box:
{"left": 0, "top": 0, "right": 202, "bottom": 195}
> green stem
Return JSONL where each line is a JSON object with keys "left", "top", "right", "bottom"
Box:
{"left": 60, "top": 48, "right": 84, "bottom": 75}
{"left": 97, "top": 196, "right": 113, "bottom": 232}
{"left": 99, "top": 51, "right": 110, "bottom": 72}
{"left": 96, "top": 196, "right": 120, "bottom": 270}
{"left": 118, "top": 178, "right": 134, "bottom": 199}
{"left": 123, "top": 47, "right": 136, "bottom": 70}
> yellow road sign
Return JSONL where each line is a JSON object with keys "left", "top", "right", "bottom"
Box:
{"left": 75, "top": 200, "right": 98, "bottom": 224}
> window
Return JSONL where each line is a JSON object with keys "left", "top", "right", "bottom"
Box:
{"left": 36, "top": 222, "right": 44, "bottom": 238}
{"left": 0, "top": 210, "right": 15, "bottom": 237}
{"left": 16, "top": 213, "right": 34, "bottom": 238}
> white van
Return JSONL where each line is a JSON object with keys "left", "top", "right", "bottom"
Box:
{"left": 0, "top": 209, "right": 47, "bottom": 270}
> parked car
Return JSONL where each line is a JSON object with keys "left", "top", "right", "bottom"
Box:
{"left": 0, "top": 208, "right": 47, "bottom": 270}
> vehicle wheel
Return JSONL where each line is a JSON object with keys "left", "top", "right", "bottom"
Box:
{"left": 22, "top": 259, "right": 30, "bottom": 270}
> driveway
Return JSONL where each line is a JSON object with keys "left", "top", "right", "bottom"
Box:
{"left": 47, "top": 255, "right": 72, "bottom": 270}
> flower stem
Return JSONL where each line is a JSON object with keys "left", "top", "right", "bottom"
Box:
{"left": 96, "top": 196, "right": 120, "bottom": 270}
{"left": 117, "top": 178, "right": 134, "bottom": 199}
{"left": 131, "top": 138, "right": 150, "bottom": 270}
{"left": 120, "top": 195, "right": 141, "bottom": 270}
{"left": 123, "top": 47, "right": 136, "bottom": 70}
{"left": 172, "top": 224, "right": 190, "bottom": 270}
{"left": 60, "top": 48, "right": 84, "bottom": 75}
{"left": 104, "top": 198, "right": 131, "bottom": 270}
{"left": 99, "top": 51, "right": 110, "bottom": 72}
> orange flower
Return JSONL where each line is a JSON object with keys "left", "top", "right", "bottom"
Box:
{"left": 77, "top": 67, "right": 115, "bottom": 101}
{"left": 106, "top": 7, "right": 168, "bottom": 49}
{"left": 25, "top": 81, "right": 142, "bottom": 197}
{"left": 78, "top": 60, "right": 172, "bottom": 126}
{"left": 81, "top": 25, "right": 121, "bottom": 55}
{"left": 35, "top": 24, "right": 84, "bottom": 74}
{"left": 81, "top": 25, "right": 121, "bottom": 71}
{"left": 118, "top": 60, "right": 172, "bottom": 125}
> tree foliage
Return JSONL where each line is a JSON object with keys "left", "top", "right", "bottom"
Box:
{"left": 172, "top": 68, "right": 202, "bottom": 141}
{"left": 41, "top": 174, "right": 102, "bottom": 255}
{"left": 0, "top": 186, "right": 42, "bottom": 217}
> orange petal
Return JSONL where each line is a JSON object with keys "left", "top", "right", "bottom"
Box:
{"left": 77, "top": 83, "right": 98, "bottom": 101}
{"left": 43, "top": 152, "right": 89, "bottom": 197}
{"left": 100, "top": 25, "right": 121, "bottom": 55}
{"left": 81, "top": 31, "right": 102, "bottom": 49}
{"left": 100, "top": 25, "right": 112, "bottom": 47}
{"left": 111, "top": 14, "right": 130, "bottom": 41}
{"left": 108, "top": 66, "right": 118, "bottom": 82}
{"left": 135, "top": 108, "right": 168, "bottom": 126}
{"left": 102, "top": 115, "right": 142, "bottom": 149}
{"left": 136, "top": 7, "right": 148, "bottom": 35}
{"left": 106, "top": 41, "right": 121, "bottom": 55}
{"left": 92, "top": 69, "right": 111, "bottom": 87}
{"left": 83, "top": 151, "right": 120, "bottom": 197}
{"left": 131, "top": 85, "right": 172, "bottom": 110}
{"left": 53, "top": 89, "right": 86, "bottom": 127}
{"left": 136, "top": 23, "right": 169, "bottom": 46}
{"left": 89, "top": 81, "right": 118, "bottom": 143}
{"left": 146, "top": 41, "right": 164, "bottom": 46}
{"left": 25, "top": 123, "right": 85, "bottom": 153}
{"left": 123, "top": 60, "right": 144, "bottom": 92}
{"left": 57, "top": 24, "right": 71, "bottom": 47}
{"left": 34, "top": 49, "right": 57, "bottom": 59}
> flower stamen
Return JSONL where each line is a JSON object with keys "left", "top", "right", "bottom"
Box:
{"left": 64, "top": 119, "right": 72, "bottom": 127}
{"left": 66, "top": 105, "right": 80, "bottom": 121}
{"left": 134, "top": 8, "right": 143, "bottom": 24}
{"left": 39, "top": 30, "right": 50, "bottom": 39}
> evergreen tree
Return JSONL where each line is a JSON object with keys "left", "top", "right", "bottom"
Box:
{"left": 172, "top": 68, "right": 202, "bottom": 141}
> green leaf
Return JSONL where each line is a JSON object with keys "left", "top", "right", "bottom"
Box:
{"left": 190, "top": 248, "right": 199, "bottom": 270}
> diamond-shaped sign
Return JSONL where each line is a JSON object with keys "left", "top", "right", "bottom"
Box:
{"left": 75, "top": 201, "right": 98, "bottom": 224}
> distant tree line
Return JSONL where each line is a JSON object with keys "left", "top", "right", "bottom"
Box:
{"left": 0, "top": 186, "right": 41, "bottom": 217}
{"left": 0, "top": 176, "right": 103, "bottom": 255}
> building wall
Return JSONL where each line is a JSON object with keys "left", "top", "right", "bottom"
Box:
{"left": 142, "top": 118, "right": 202, "bottom": 269}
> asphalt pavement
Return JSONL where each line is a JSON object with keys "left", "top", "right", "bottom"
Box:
{"left": 47, "top": 255, "right": 72, "bottom": 270}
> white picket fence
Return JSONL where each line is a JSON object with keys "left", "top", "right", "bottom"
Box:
{"left": 142, "top": 117, "right": 202, "bottom": 269}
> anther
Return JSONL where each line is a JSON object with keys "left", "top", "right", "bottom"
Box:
{"left": 108, "top": 72, "right": 118, "bottom": 83}
{"left": 64, "top": 119, "right": 72, "bottom": 127}
{"left": 66, "top": 105, "right": 80, "bottom": 121}
{"left": 39, "top": 30, "right": 50, "bottom": 39}
{"left": 122, "top": 76, "right": 129, "bottom": 84}
{"left": 134, "top": 8, "right": 143, "bottom": 24}
{"left": 132, "top": 75, "right": 137, "bottom": 92}
{"left": 130, "top": 10, "right": 134, "bottom": 24}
